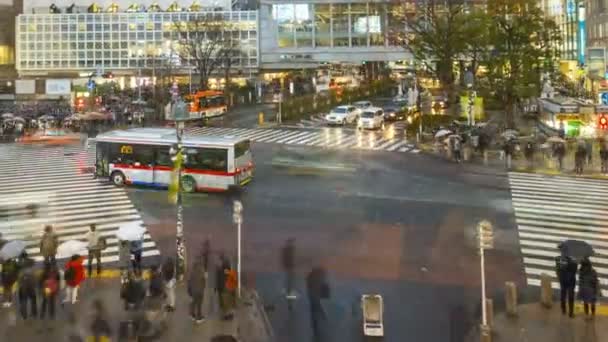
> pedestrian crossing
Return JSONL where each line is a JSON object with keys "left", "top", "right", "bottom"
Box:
{"left": 295, "top": 114, "right": 328, "bottom": 128}
{"left": 185, "top": 126, "right": 420, "bottom": 154}
{"left": 509, "top": 172, "right": 608, "bottom": 297}
{"left": 0, "top": 144, "right": 161, "bottom": 266}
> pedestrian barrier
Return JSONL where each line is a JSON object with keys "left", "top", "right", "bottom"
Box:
{"left": 505, "top": 281, "right": 518, "bottom": 316}
{"left": 540, "top": 273, "right": 553, "bottom": 308}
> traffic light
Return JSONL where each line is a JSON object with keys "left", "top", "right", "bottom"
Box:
{"left": 477, "top": 220, "right": 494, "bottom": 250}
{"left": 599, "top": 115, "right": 608, "bottom": 130}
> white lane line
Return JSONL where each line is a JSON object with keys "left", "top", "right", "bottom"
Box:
{"left": 270, "top": 131, "right": 307, "bottom": 143}
{"left": 519, "top": 225, "right": 608, "bottom": 241}
{"left": 513, "top": 205, "right": 608, "bottom": 221}
{"left": 398, "top": 146, "right": 411, "bottom": 152}
{"left": 513, "top": 202, "right": 608, "bottom": 216}
{"left": 256, "top": 130, "right": 293, "bottom": 143}
{"left": 283, "top": 132, "right": 318, "bottom": 145}
{"left": 0, "top": 208, "right": 140, "bottom": 230}
{"left": 244, "top": 130, "right": 280, "bottom": 140}
{"left": 374, "top": 139, "right": 398, "bottom": 150}
{"left": 512, "top": 195, "right": 608, "bottom": 208}
{"left": 515, "top": 217, "right": 608, "bottom": 232}
{"left": 520, "top": 233, "right": 608, "bottom": 248}
{"left": 385, "top": 140, "right": 409, "bottom": 151}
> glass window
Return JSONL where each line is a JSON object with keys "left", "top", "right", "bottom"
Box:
{"left": 332, "top": 4, "right": 349, "bottom": 47}
{"left": 235, "top": 140, "right": 251, "bottom": 158}
{"left": 184, "top": 148, "right": 228, "bottom": 172}
{"left": 295, "top": 4, "right": 313, "bottom": 47}
{"left": 156, "top": 147, "right": 172, "bottom": 167}
{"left": 368, "top": 3, "right": 385, "bottom": 46}
{"left": 315, "top": 4, "right": 331, "bottom": 47}
{"left": 350, "top": 3, "right": 367, "bottom": 46}
{"left": 273, "top": 4, "right": 295, "bottom": 47}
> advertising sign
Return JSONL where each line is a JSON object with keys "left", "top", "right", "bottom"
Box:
{"left": 45, "top": 79, "right": 71, "bottom": 95}
{"left": 15, "top": 80, "right": 35, "bottom": 94}
{"left": 578, "top": 5, "right": 586, "bottom": 66}
{"left": 588, "top": 48, "right": 606, "bottom": 77}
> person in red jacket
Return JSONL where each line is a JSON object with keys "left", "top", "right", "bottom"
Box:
{"left": 64, "top": 254, "right": 86, "bottom": 304}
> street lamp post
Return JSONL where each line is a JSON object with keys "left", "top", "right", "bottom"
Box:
{"left": 233, "top": 200, "right": 243, "bottom": 299}
{"left": 170, "top": 100, "right": 189, "bottom": 281}
{"left": 477, "top": 220, "right": 494, "bottom": 340}
{"left": 465, "top": 70, "right": 475, "bottom": 126}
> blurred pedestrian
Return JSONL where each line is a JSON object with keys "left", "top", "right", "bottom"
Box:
{"left": 40, "top": 262, "right": 60, "bottom": 320}
{"left": 118, "top": 240, "right": 130, "bottom": 284}
{"left": 585, "top": 140, "right": 593, "bottom": 165}
{"left": 64, "top": 254, "right": 85, "bottom": 304}
{"left": 148, "top": 264, "right": 164, "bottom": 298}
{"left": 130, "top": 238, "right": 143, "bottom": 276}
{"left": 555, "top": 244, "right": 577, "bottom": 317}
{"left": 452, "top": 138, "right": 461, "bottom": 163}
{"left": 89, "top": 300, "right": 112, "bottom": 342}
{"left": 17, "top": 253, "right": 37, "bottom": 320}
{"left": 1, "top": 257, "right": 19, "bottom": 307}
{"left": 223, "top": 267, "right": 237, "bottom": 320}
{"left": 201, "top": 236, "right": 211, "bottom": 273}
{"left": 503, "top": 139, "right": 514, "bottom": 169}
{"left": 578, "top": 258, "right": 599, "bottom": 320}
{"left": 188, "top": 260, "right": 207, "bottom": 323}
{"left": 161, "top": 257, "right": 176, "bottom": 312}
{"left": 86, "top": 224, "right": 104, "bottom": 276}
{"left": 554, "top": 143, "right": 565, "bottom": 171}
{"left": 600, "top": 142, "right": 608, "bottom": 174}
{"left": 65, "top": 311, "right": 86, "bottom": 342}
{"left": 306, "top": 267, "right": 330, "bottom": 340}
{"left": 575, "top": 145, "right": 586, "bottom": 175}
{"left": 524, "top": 141, "right": 534, "bottom": 169}
{"left": 40, "top": 225, "right": 59, "bottom": 265}
{"left": 121, "top": 271, "right": 146, "bottom": 311}
{"left": 281, "top": 238, "right": 296, "bottom": 298}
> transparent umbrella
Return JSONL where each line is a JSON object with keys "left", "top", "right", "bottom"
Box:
{"left": 0, "top": 240, "right": 27, "bottom": 259}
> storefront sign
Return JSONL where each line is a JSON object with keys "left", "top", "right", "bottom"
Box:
{"left": 45, "top": 79, "right": 71, "bottom": 95}
{"left": 556, "top": 114, "right": 580, "bottom": 121}
{"left": 15, "top": 80, "right": 35, "bottom": 94}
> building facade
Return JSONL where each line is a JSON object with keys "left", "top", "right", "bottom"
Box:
{"left": 15, "top": 0, "right": 416, "bottom": 79}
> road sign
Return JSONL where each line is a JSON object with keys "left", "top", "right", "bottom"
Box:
{"left": 477, "top": 220, "right": 494, "bottom": 250}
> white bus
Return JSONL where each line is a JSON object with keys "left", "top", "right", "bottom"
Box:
{"left": 93, "top": 128, "right": 254, "bottom": 192}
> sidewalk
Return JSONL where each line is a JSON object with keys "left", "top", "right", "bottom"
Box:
{"left": 467, "top": 302, "right": 608, "bottom": 342}
{"left": 0, "top": 278, "right": 273, "bottom": 342}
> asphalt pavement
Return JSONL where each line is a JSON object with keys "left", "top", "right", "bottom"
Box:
{"left": 126, "top": 142, "right": 521, "bottom": 342}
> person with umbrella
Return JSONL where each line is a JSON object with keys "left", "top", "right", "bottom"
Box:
{"left": 553, "top": 142, "right": 566, "bottom": 171}
{"left": 162, "top": 257, "right": 176, "bottom": 312}
{"left": 0, "top": 240, "right": 27, "bottom": 308}
{"left": 575, "top": 144, "right": 586, "bottom": 175}
{"left": 555, "top": 242, "right": 582, "bottom": 317}
{"left": 40, "top": 262, "right": 60, "bottom": 320}
{"left": 524, "top": 141, "right": 535, "bottom": 169}
{"left": 600, "top": 140, "right": 608, "bottom": 174}
{"left": 578, "top": 257, "right": 599, "bottom": 320}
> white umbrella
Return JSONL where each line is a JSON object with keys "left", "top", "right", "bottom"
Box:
{"left": 547, "top": 136, "right": 565, "bottom": 143}
{"left": 435, "top": 129, "right": 452, "bottom": 139}
{"left": 12, "top": 116, "right": 25, "bottom": 123}
{"left": 447, "top": 134, "right": 462, "bottom": 140}
{"left": 501, "top": 129, "right": 519, "bottom": 138}
{"left": 116, "top": 222, "right": 146, "bottom": 241}
{"left": 57, "top": 240, "right": 88, "bottom": 259}
{"left": 0, "top": 240, "right": 27, "bottom": 259}
{"left": 1, "top": 113, "right": 14, "bottom": 119}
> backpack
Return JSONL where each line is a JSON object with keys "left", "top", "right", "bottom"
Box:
{"left": 65, "top": 266, "right": 76, "bottom": 283}
{"left": 43, "top": 275, "right": 58, "bottom": 296}
{"left": 225, "top": 269, "right": 237, "bottom": 291}
{"left": 20, "top": 269, "right": 36, "bottom": 292}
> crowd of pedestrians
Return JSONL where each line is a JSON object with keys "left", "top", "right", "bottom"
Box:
{"left": 0, "top": 226, "right": 240, "bottom": 340}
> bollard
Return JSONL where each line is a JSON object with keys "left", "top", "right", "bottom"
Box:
{"left": 258, "top": 112, "right": 264, "bottom": 125}
{"left": 540, "top": 273, "right": 553, "bottom": 308}
{"left": 480, "top": 324, "right": 492, "bottom": 342}
{"left": 505, "top": 281, "right": 518, "bottom": 316}
{"left": 486, "top": 298, "right": 494, "bottom": 329}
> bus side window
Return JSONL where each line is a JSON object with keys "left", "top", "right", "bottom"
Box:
{"left": 156, "top": 147, "right": 172, "bottom": 167}
{"left": 132, "top": 145, "right": 154, "bottom": 166}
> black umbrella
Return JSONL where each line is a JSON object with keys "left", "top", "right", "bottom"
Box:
{"left": 558, "top": 240, "right": 595, "bottom": 261}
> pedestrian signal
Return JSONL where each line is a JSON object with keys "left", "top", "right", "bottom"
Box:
{"left": 599, "top": 115, "right": 608, "bottom": 130}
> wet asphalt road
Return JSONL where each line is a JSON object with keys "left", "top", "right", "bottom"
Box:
{"left": 126, "top": 140, "right": 523, "bottom": 342}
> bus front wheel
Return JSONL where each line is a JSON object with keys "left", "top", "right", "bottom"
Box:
{"left": 110, "top": 171, "right": 126, "bottom": 187}
{"left": 181, "top": 176, "right": 197, "bottom": 193}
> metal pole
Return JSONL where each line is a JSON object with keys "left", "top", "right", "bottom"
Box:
{"left": 189, "top": 68, "right": 192, "bottom": 94}
{"left": 480, "top": 244, "right": 487, "bottom": 326}
{"left": 237, "top": 219, "right": 241, "bottom": 299}
{"left": 138, "top": 67, "right": 142, "bottom": 101}
{"left": 175, "top": 122, "right": 186, "bottom": 281}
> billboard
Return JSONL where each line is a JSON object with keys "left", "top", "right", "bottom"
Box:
{"left": 15, "top": 80, "right": 35, "bottom": 94}
{"left": 578, "top": 5, "right": 586, "bottom": 65}
{"left": 45, "top": 79, "right": 71, "bottom": 95}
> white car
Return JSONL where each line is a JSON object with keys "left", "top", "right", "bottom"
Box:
{"left": 353, "top": 100, "right": 373, "bottom": 109}
{"left": 325, "top": 105, "right": 360, "bottom": 125}
{"left": 358, "top": 107, "right": 384, "bottom": 130}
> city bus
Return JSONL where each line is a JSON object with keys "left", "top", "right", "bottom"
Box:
{"left": 93, "top": 128, "right": 254, "bottom": 192}
{"left": 185, "top": 90, "right": 227, "bottom": 119}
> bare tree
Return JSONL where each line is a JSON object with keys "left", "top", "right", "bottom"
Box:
{"left": 175, "top": 13, "right": 239, "bottom": 91}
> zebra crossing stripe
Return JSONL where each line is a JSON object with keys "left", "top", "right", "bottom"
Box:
{"left": 258, "top": 130, "right": 296, "bottom": 143}
{"left": 509, "top": 172, "right": 608, "bottom": 297}
{"left": 283, "top": 132, "right": 317, "bottom": 144}
{"left": 0, "top": 144, "right": 161, "bottom": 266}
{"left": 296, "top": 132, "right": 323, "bottom": 145}
{"left": 328, "top": 135, "right": 358, "bottom": 148}
{"left": 398, "top": 146, "right": 411, "bottom": 152}
{"left": 385, "top": 140, "right": 408, "bottom": 151}
{"left": 374, "top": 139, "right": 399, "bottom": 150}
{"left": 270, "top": 131, "right": 306, "bottom": 143}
